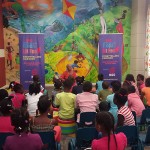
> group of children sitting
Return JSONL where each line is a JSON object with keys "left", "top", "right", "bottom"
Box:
{"left": 0, "top": 72, "right": 149, "bottom": 149}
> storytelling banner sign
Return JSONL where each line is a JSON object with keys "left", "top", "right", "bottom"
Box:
{"left": 19, "top": 33, "right": 45, "bottom": 90}
{"left": 99, "top": 33, "right": 123, "bottom": 82}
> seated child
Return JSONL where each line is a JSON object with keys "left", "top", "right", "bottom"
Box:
{"left": 4, "top": 108, "right": 43, "bottom": 150}
{"left": 92, "top": 112, "right": 127, "bottom": 150}
{"left": 10, "top": 83, "right": 26, "bottom": 108}
{"left": 141, "top": 77, "right": 150, "bottom": 107}
{"left": 136, "top": 74, "right": 145, "bottom": 96}
{"left": 72, "top": 76, "right": 84, "bottom": 95}
{"left": 98, "top": 81, "right": 112, "bottom": 101}
{"left": 96, "top": 74, "right": 103, "bottom": 94}
{"left": 128, "top": 85, "right": 145, "bottom": 117}
{"left": 54, "top": 78, "right": 76, "bottom": 120}
{"left": 114, "top": 88, "right": 135, "bottom": 127}
{"left": 31, "top": 95, "right": 61, "bottom": 142}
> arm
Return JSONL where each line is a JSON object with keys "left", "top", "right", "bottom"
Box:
{"left": 140, "top": 91, "right": 145, "bottom": 101}
{"left": 116, "top": 114, "right": 124, "bottom": 127}
{"left": 54, "top": 94, "right": 60, "bottom": 107}
{"left": 96, "top": 83, "right": 98, "bottom": 90}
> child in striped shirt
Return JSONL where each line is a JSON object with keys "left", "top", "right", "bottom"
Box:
{"left": 114, "top": 88, "right": 135, "bottom": 127}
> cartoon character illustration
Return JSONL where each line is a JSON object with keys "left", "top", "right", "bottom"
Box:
{"left": 96, "top": 0, "right": 107, "bottom": 33}
{"left": 6, "top": 42, "right": 14, "bottom": 70}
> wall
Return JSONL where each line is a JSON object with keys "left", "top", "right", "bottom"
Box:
{"left": 0, "top": 0, "right": 6, "bottom": 87}
{"left": 130, "top": 0, "right": 148, "bottom": 77}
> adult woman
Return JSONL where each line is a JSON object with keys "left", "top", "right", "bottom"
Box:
{"left": 60, "top": 64, "right": 77, "bottom": 81}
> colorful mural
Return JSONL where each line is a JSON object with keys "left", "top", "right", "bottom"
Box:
{"left": 2, "top": 0, "right": 132, "bottom": 84}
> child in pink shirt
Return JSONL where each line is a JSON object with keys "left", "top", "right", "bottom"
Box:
{"left": 128, "top": 86, "right": 145, "bottom": 117}
{"left": 92, "top": 112, "right": 127, "bottom": 150}
{"left": 137, "top": 74, "right": 145, "bottom": 96}
{"left": 10, "top": 83, "right": 25, "bottom": 108}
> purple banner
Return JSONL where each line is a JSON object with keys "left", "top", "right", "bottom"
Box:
{"left": 99, "top": 34, "right": 123, "bottom": 82}
{"left": 19, "top": 34, "right": 45, "bottom": 90}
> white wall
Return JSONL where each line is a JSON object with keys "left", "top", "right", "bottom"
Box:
{"left": 130, "top": 0, "right": 148, "bottom": 77}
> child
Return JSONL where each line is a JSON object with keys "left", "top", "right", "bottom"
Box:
{"left": 72, "top": 76, "right": 84, "bottom": 95}
{"left": 106, "top": 81, "right": 121, "bottom": 125}
{"left": 51, "top": 79, "right": 63, "bottom": 118}
{"left": 54, "top": 78, "right": 76, "bottom": 120}
{"left": 137, "top": 74, "right": 145, "bottom": 96}
{"left": 32, "top": 75, "right": 47, "bottom": 95}
{"left": 10, "top": 83, "right": 26, "bottom": 108}
{"left": 0, "top": 97, "right": 14, "bottom": 133}
{"left": 128, "top": 85, "right": 145, "bottom": 117}
{"left": 26, "top": 82, "right": 43, "bottom": 117}
{"left": 52, "top": 79, "right": 63, "bottom": 101}
{"left": 141, "top": 77, "right": 150, "bottom": 107}
{"left": 96, "top": 74, "right": 103, "bottom": 94}
{"left": 114, "top": 88, "right": 135, "bottom": 127}
{"left": 0, "top": 89, "right": 8, "bottom": 102}
{"left": 99, "top": 101, "right": 109, "bottom": 111}
{"left": 8, "top": 81, "right": 18, "bottom": 95}
{"left": 76, "top": 81, "right": 99, "bottom": 113}
{"left": 92, "top": 112, "right": 127, "bottom": 150}
{"left": 31, "top": 95, "right": 61, "bottom": 142}
{"left": 123, "top": 74, "right": 139, "bottom": 96}
{"left": 4, "top": 108, "right": 43, "bottom": 150}
{"left": 98, "top": 81, "right": 112, "bottom": 101}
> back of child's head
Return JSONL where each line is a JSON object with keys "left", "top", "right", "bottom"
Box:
{"left": 54, "top": 79, "right": 62, "bottom": 89}
{"left": 14, "top": 83, "right": 24, "bottom": 94}
{"left": 125, "top": 74, "right": 135, "bottom": 82}
{"left": 11, "top": 108, "right": 29, "bottom": 134}
{"left": 0, "top": 89, "right": 8, "bottom": 102}
{"left": 0, "top": 96, "right": 13, "bottom": 115}
{"left": 99, "top": 101, "right": 109, "bottom": 111}
{"left": 114, "top": 88, "right": 128, "bottom": 106}
{"left": 145, "top": 77, "right": 150, "bottom": 87}
{"left": 9, "top": 81, "right": 18, "bottom": 91}
{"left": 98, "top": 74, "right": 104, "bottom": 81}
{"left": 122, "top": 80, "right": 131, "bottom": 89}
{"left": 95, "top": 112, "right": 114, "bottom": 133}
{"left": 137, "top": 74, "right": 144, "bottom": 81}
{"left": 111, "top": 80, "right": 121, "bottom": 93}
{"left": 83, "top": 81, "right": 92, "bottom": 92}
{"left": 38, "top": 95, "right": 51, "bottom": 114}
{"left": 29, "top": 82, "right": 41, "bottom": 95}
{"left": 102, "top": 81, "right": 109, "bottom": 89}
{"left": 128, "top": 85, "right": 136, "bottom": 94}
{"left": 75, "top": 76, "right": 84, "bottom": 86}
{"left": 33, "top": 75, "right": 40, "bottom": 83}
{"left": 63, "top": 78, "right": 74, "bottom": 90}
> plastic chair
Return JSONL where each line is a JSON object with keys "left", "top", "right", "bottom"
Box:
{"left": 68, "top": 127, "right": 98, "bottom": 150}
{"left": 115, "top": 126, "right": 144, "bottom": 150}
{"left": 34, "top": 131, "right": 61, "bottom": 150}
{"left": 78, "top": 112, "right": 96, "bottom": 128}
{"left": 0, "top": 132, "right": 14, "bottom": 149}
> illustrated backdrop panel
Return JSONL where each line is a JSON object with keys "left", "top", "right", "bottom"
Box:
{"left": 2, "top": 0, "right": 132, "bottom": 84}
{"left": 99, "top": 33, "right": 123, "bottom": 82}
{"left": 19, "top": 33, "right": 45, "bottom": 90}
